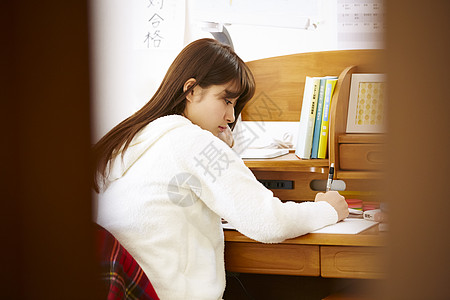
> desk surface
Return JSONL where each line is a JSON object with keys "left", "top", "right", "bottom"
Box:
{"left": 224, "top": 224, "right": 385, "bottom": 247}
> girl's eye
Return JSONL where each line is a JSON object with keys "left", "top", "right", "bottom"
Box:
{"left": 225, "top": 99, "right": 232, "bottom": 105}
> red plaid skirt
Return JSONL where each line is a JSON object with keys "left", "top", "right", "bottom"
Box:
{"left": 95, "top": 224, "right": 160, "bottom": 300}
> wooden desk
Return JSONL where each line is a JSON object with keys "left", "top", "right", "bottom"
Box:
{"left": 230, "top": 153, "right": 386, "bottom": 280}
{"left": 228, "top": 50, "right": 387, "bottom": 284}
{"left": 224, "top": 225, "right": 386, "bottom": 280}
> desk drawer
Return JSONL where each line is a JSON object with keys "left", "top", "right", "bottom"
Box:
{"left": 225, "top": 242, "right": 320, "bottom": 276}
{"left": 339, "top": 144, "right": 384, "bottom": 171}
{"left": 321, "top": 246, "right": 385, "bottom": 279}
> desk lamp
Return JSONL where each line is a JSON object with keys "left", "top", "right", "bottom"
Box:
{"left": 201, "top": 22, "right": 234, "bottom": 50}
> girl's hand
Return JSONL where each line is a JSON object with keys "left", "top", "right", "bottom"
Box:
{"left": 218, "top": 125, "right": 234, "bottom": 148}
{"left": 315, "top": 191, "right": 349, "bottom": 221}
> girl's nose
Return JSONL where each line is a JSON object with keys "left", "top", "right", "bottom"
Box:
{"left": 225, "top": 105, "right": 235, "bottom": 123}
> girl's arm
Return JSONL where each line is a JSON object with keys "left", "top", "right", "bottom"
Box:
{"left": 179, "top": 127, "right": 343, "bottom": 243}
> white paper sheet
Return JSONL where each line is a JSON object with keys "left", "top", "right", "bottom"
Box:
{"left": 311, "top": 218, "right": 378, "bottom": 234}
{"left": 222, "top": 218, "right": 378, "bottom": 234}
{"left": 239, "top": 148, "right": 289, "bottom": 159}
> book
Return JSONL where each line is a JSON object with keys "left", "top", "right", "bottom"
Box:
{"left": 317, "top": 78, "right": 338, "bottom": 159}
{"left": 295, "top": 77, "right": 320, "bottom": 159}
{"left": 310, "top": 77, "right": 328, "bottom": 158}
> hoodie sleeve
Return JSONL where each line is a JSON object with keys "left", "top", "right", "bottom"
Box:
{"left": 173, "top": 126, "right": 338, "bottom": 243}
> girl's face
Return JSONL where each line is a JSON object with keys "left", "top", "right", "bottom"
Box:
{"left": 183, "top": 79, "right": 239, "bottom": 137}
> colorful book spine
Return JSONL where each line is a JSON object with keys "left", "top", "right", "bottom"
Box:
{"left": 295, "top": 77, "right": 320, "bottom": 159}
{"left": 310, "top": 77, "right": 327, "bottom": 159}
{"left": 317, "top": 78, "right": 338, "bottom": 159}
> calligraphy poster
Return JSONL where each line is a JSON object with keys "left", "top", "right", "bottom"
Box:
{"left": 132, "top": 0, "right": 185, "bottom": 50}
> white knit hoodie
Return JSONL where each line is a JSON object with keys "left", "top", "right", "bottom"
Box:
{"left": 95, "top": 115, "right": 338, "bottom": 300}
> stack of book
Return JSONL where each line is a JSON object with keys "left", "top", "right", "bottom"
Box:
{"left": 346, "top": 199, "right": 363, "bottom": 211}
{"left": 295, "top": 76, "right": 338, "bottom": 159}
{"left": 362, "top": 201, "right": 380, "bottom": 211}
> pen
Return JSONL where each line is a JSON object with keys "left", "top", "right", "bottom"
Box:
{"left": 326, "top": 163, "right": 334, "bottom": 192}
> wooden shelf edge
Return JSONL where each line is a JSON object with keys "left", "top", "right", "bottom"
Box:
{"left": 338, "top": 133, "right": 386, "bottom": 144}
{"left": 243, "top": 153, "right": 329, "bottom": 171}
{"left": 336, "top": 170, "right": 383, "bottom": 180}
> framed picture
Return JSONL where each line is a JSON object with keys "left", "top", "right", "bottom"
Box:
{"left": 346, "top": 73, "right": 386, "bottom": 133}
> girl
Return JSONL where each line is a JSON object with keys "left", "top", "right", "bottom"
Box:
{"left": 93, "top": 38, "right": 348, "bottom": 300}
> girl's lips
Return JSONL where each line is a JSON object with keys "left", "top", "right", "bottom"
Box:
{"left": 218, "top": 126, "right": 226, "bottom": 132}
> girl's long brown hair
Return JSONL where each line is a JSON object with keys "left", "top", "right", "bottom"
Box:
{"left": 93, "top": 38, "right": 255, "bottom": 192}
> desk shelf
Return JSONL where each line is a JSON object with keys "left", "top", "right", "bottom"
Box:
{"left": 243, "top": 152, "right": 329, "bottom": 202}
{"left": 329, "top": 66, "right": 386, "bottom": 194}
{"left": 241, "top": 50, "right": 386, "bottom": 202}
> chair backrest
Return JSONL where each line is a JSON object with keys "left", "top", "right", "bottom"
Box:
{"left": 95, "top": 223, "right": 160, "bottom": 300}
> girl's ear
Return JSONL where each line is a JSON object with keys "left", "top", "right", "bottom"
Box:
{"left": 183, "top": 78, "right": 197, "bottom": 102}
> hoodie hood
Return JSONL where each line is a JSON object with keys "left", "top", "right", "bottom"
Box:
{"left": 100, "top": 115, "right": 191, "bottom": 190}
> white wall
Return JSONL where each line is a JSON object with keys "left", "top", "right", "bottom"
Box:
{"left": 185, "top": 0, "right": 339, "bottom": 62}
{"left": 90, "top": 0, "right": 383, "bottom": 142}
{"left": 90, "top": 0, "right": 185, "bottom": 142}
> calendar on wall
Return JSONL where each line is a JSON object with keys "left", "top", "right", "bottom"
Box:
{"left": 337, "top": 0, "right": 385, "bottom": 49}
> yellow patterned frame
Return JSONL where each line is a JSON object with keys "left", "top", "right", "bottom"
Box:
{"left": 346, "top": 73, "right": 386, "bottom": 133}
